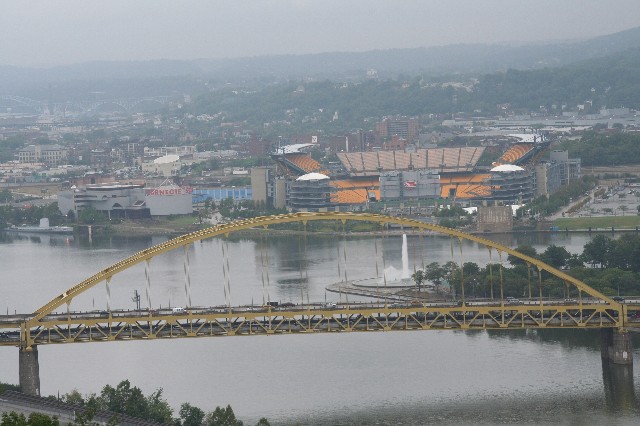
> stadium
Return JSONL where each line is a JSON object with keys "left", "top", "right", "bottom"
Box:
{"left": 263, "top": 134, "right": 552, "bottom": 211}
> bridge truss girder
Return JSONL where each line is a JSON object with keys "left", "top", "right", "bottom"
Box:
{"left": 3, "top": 303, "right": 635, "bottom": 347}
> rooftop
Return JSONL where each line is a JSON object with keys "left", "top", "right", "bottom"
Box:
{"left": 490, "top": 164, "right": 525, "bottom": 172}
{"left": 296, "top": 172, "right": 329, "bottom": 181}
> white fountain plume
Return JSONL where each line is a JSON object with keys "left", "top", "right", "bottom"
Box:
{"left": 378, "top": 234, "right": 413, "bottom": 284}
{"left": 401, "top": 234, "right": 410, "bottom": 279}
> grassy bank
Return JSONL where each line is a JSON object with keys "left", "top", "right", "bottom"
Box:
{"left": 554, "top": 215, "right": 640, "bottom": 230}
{"left": 108, "top": 216, "right": 201, "bottom": 236}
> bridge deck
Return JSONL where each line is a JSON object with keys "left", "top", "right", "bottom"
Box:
{"left": 3, "top": 302, "right": 639, "bottom": 347}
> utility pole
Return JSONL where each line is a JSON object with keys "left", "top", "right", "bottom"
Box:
{"left": 132, "top": 289, "right": 141, "bottom": 311}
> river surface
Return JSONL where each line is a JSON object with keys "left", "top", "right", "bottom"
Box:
{"left": 1, "top": 230, "right": 639, "bottom": 424}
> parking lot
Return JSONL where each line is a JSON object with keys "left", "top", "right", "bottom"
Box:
{"left": 568, "top": 185, "right": 639, "bottom": 218}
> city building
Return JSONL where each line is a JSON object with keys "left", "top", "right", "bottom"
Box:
{"left": 17, "top": 144, "right": 68, "bottom": 165}
{"left": 550, "top": 150, "right": 581, "bottom": 186}
{"left": 58, "top": 182, "right": 193, "bottom": 218}
{"left": 534, "top": 150, "right": 581, "bottom": 197}
{"left": 476, "top": 206, "right": 513, "bottom": 233}
{"left": 58, "top": 183, "right": 149, "bottom": 219}
{"left": 375, "top": 117, "right": 420, "bottom": 142}
{"left": 192, "top": 187, "right": 252, "bottom": 204}
{"left": 251, "top": 167, "right": 273, "bottom": 206}
{"left": 249, "top": 135, "right": 272, "bottom": 157}
{"left": 141, "top": 154, "right": 182, "bottom": 177}
{"left": 143, "top": 146, "right": 195, "bottom": 158}
{"left": 144, "top": 182, "right": 193, "bottom": 216}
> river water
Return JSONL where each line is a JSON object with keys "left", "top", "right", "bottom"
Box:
{"left": 1, "top": 230, "right": 639, "bottom": 425}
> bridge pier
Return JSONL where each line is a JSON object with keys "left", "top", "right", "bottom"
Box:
{"left": 601, "top": 329, "right": 633, "bottom": 365}
{"left": 602, "top": 358, "right": 636, "bottom": 410}
{"left": 19, "top": 346, "right": 40, "bottom": 396}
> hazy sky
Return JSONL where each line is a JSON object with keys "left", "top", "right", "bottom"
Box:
{"left": 2, "top": 0, "right": 640, "bottom": 67}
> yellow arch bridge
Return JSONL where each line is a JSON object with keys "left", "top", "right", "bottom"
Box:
{"left": 1, "top": 212, "right": 638, "bottom": 395}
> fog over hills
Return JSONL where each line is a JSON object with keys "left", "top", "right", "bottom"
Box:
{"left": 2, "top": 26, "right": 640, "bottom": 99}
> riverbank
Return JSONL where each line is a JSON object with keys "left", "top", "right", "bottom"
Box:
{"left": 75, "top": 212, "right": 640, "bottom": 238}
{"left": 554, "top": 215, "right": 640, "bottom": 231}
{"left": 81, "top": 217, "right": 201, "bottom": 237}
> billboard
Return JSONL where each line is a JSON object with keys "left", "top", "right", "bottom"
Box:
{"left": 145, "top": 185, "right": 193, "bottom": 215}
{"left": 146, "top": 186, "right": 193, "bottom": 196}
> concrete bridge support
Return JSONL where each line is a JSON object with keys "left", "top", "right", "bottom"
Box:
{"left": 601, "top": 329, "right": 633, "bottom": 365}
{"left": 19, "top": 346, "right": 40, "bottom": 396}
{"left": 602, "top": 358, "right": 636, "bottom": 411}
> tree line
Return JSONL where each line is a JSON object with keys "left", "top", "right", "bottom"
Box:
{"left": 1, "top": 380, "right": 268, "bottom": 426}
{"left": 557, "top": 132, "right": 640, "bottom": 167}
{"left": 411, "top": 234, "right": 640, "bottom": 299}
{"left": 0, "top": 202, "right": 65, "bottom": 229}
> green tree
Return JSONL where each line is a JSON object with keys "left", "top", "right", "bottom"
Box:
{"left": 179, "top": 403, "right": 205, "bottom": 426}
{"left": 78, "top": 207, "right": 106, "bottom": 225}
{"left": 1, "top": 189, "right": 12, "bottom": 203}
{"left": 581, "top": 235, "right": 611, "bottom": 268}
{"left": 540, "top": 245, "right": 571, "bottom": 269}
{"left": 567, "top": 253, "right": 584, "bottom": 268}
{"left": 507, "top": 245, "right": 537, "bottom": 267}
{"left": 443, "top": 261, "right": 461, "bottom": 298}
{"left": 424, "top": 262, "right": 445, "bottom": 294}
{"left": 99, "top": 380, "right": 148, "bottom": 419}
{"left": 62, "top": 389, "right": 85, "bottom": 406}
{"left": 28, "top": 413, "right": 60, "bottom": 426}
{"left": 0, "top": 412, "right": 59, "bottom": 426}
{"left": 123, "top": 387, "right": 148, "bottom": 419}
{"left": 462, "top": 262, "right": 480, "bottom": 277}
{"left": 605, "top": 234, "right": 640, "bottom": 272}
{"left": 412, "top": 270, "right": 425, "bottom": 293}
{"left": 203, "top": 405, "right": 242, "bottom": 426}
{"left": 146, "top": 389, "right": 173, "bottom": 424}
{"left": 0, "top": 381, "right": 20, "bottom": 393}
{"left": 0, "top": 412, "right": 27, "bottom": 426}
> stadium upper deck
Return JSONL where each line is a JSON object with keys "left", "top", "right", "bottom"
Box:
{"left": 336, "top": 147, "right": 485, "bottom": 177}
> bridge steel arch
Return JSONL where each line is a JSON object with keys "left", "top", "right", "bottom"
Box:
{"left": 128, "top": 97, "right": 168, "bottom": 110}
{"left": 31, "top": 212, "right": 618, "bottom": 324}
{"left": 90, "top": 101, "right": 129, "bottom": 113}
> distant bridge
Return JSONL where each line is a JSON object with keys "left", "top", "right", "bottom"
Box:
{"left": 0, "top": 95, "right": 170, "bottom": 114}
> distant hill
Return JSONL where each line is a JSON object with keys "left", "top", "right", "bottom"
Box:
{"left": 193, "top": 25, "right": 640, "bottom": 79}
{"left": 474, "top": 47, "right": 640, "bottom": 111}
{"left": 188, "top": 47, "right": 640, "bottom": 131}
{"left": 2, "top": 26, "right": 640, "bottom": 100}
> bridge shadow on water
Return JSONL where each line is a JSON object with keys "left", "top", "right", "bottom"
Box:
{"left": 288, "top": 390, "right": 639, "bottom": 426}
{"left": 286, "top": 330, "right": 640, "bottom": 425}
{"left": 482, "top": 328, "right": 640, "bottom": 351}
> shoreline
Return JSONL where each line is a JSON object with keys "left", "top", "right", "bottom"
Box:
{"left": 63, "top": 215, "right": 640, "bottom": 238}
{"left": 102, "top": 224, "right": 640, "bottom": 238}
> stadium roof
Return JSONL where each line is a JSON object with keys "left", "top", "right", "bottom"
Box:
{"left": 296, "top": 172, "right": 329, "bottom": 181}
{"left": 491, "top": 164, "right": 525, "bottom": 172}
